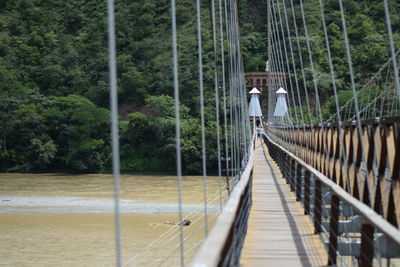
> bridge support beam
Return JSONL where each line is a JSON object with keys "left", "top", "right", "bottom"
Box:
{"left": 295, "top": 163, "right": 302, "bottom": 201}
{"left": 289, "top": 159, "right": 296, "bottom": 192}
{"left": 359, "top": 224, "right": 374, "bottom": 267}
{"left": 328, "top": 194, "right": 340, "bottom": 266}
{"left": 304, "top": 170, "right": 311, "bottom": 215}
{"left": 314, "top": 179, "right": 322, "bottom": 233}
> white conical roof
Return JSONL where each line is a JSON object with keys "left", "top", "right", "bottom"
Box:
{"left": 276, "top": 87, "right": 287, "bottom": 94}
{"left": 249, "top": 87, "right": 261, "bottom": 94}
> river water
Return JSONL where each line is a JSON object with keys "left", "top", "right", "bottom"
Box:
{"left": 0, "top": 173, "right": 224, "bottom": 266}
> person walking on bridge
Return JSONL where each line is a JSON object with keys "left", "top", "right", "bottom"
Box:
{"left": 256, "top": 126, "right": 263, "bottom": 138}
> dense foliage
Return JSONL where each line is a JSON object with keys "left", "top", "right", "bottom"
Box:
{"left": 279, "top": 0, "right": 400, "bottom": 121}
{"left": 0, "top": 0, "right": 397, "bottom": 172}
{"left": 0, "top": 0, "right": 266, "bottom": 173}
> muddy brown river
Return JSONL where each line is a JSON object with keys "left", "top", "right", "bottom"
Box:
{"left": 0, "top": 173, "right": 224, "bottom": 266}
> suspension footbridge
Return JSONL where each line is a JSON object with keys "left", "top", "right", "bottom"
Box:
{"left": 2, "top": 0, "right": 400, "bottom": 266}
{"left": 104, "top": 0, "right": 400, "bottom": 266}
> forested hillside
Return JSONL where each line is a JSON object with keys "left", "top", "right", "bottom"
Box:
{"left": 282, "top": 0, "right": 400, "bottom": 121}
{"left": 0, "top": 0, "right": 398, "bottom": 173}
{"left": 0, "top": 0, "right": 267, "bottom": 173}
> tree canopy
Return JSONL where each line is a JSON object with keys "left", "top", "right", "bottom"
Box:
{"left": 0, "top": 0, "right": 398, "bottom": 173}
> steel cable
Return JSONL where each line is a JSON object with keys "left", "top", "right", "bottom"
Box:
{"left": 211, "top": 0, "right": 223, "bottom": 212}
{"left": 338, "top": 0, "right": 370, "bottom": 203}
{"left": 195, "top": 0, "right": 209, "bottom": 237}
{"left": 171, "top": 0, "right": 185, "bottom": 265}
{"left": 106, "top": 0, "right": 122, "bottom": 265}
{"left": 383, "top": 0, "right": 400, "bottom": 103}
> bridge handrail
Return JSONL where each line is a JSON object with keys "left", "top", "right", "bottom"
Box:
{"left": 192, "top": 134, "right": 256, "bottom": 266}
{"left": 265, "top": 133, "right": 400, "bottom": 246}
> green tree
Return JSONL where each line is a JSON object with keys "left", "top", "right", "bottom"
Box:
{"left": 44, "top": 95, "right": 109, "bottom": 172}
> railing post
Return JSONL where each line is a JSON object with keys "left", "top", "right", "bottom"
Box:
{"left": 282, "top": 152, "right": 286, "bottom": 176}
{"left": 314, "top": 179, "right": 322, "bottom": 233}
{"left": 296, "top": 163, "right": 302, "bottom": 201}
{"left": 304, "top": 170, "right": 311, "bottom": 215}
{"left": 289, "top": 159, "right": 296, "bottom": 192}
{"left": 328, "top": 194, "right": 340, "bottom": 266}
{"left": 285, "top": 155, "right": 290, "bottom": 184}
{"left": 359, "top": 224, "right": 374, "bottom": 267}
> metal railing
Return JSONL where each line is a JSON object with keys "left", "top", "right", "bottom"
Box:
{"left": 267, "top": 116, "right": 400, "bottom": 227}
{"left": 264, "top": 133, "right": 400, "bottom": 266}
{"left": 191, "top": 135, "right": 255, "bottom": 266}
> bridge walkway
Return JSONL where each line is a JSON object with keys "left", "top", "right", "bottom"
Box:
{"left": 240, "top": 138, "right": 327, "bottom": 267}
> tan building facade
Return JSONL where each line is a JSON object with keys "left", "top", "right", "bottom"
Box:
{"left": 245, "top": 72, "right": 286, "bottom": 92}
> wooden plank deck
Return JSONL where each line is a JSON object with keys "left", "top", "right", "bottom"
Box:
{"left": 240, "top": 139, "right": 327, "bottom": 267}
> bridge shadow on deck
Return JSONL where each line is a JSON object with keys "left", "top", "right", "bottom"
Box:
{"left": 263, "top": 144, "right": 312, "bottom": 266}
{"left": 240, "top": 140, "right": 326, "bottom": 267}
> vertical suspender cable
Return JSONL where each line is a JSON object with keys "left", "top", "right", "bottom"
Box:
{"left": 211, "top": 0, "right": 223, "bottom": 211}
{"left": 271, "top": 3, "right": 287, "bottom": 93}
{"left": 196, "top": 0, "right": 209, "bottom": 236}
{"left": 229, "top": 0, "right": 239, "bottom": 178}
{"left": 298, "top": 0, "right": 323, "bottom": 122}
{"left": 218, "top": 0, "right": 231, "bottom": 194}
{"left": 106, "top": 0, "right": 122, "bottom": 266}
{"left": 278, "top": 0, "right": 307, "bottom": 148}
{"left": 238, "top": 4, "right": 247, "bottom": 159}
{"left": 281, "top": 0, "right": 305, "bottom": 127}
{"left": 269, "top": 10, "right": 279, "bottom": 127}
{"left": 226, "top": 0, "right": 237, "bottom": 180}
{"left": 272, "top": 4, "right": 292, "bottom": 135}
{"left": 171, "top": 0, "right": 185, "bottom": 265}
{"left": 275, "top": 0, "right": 299, "bottom": 126}
{"left": 271, "top": 1, "right": 290, "bottom": 141}
{"left": 224, "top": 0, "right": 233, "bottom": 179}
{"left": 267, "top": 0, "right": 273, "bottom": 122}
{"left": 297, "top": 0, "right": 336, "bottom": 193}
{"left": 271, "top": 1, "right": 292, "bottom": 130}
{"left": 233, "top": 0, "right": 241, "bottom": 174}
{"left": 233, "top": 1, "right": 247, "bottom": 163}
{"left": 338, "top": 0, "right": 369, "bottom": 201}
{"left": 318, "top": 0, "right": 350, "bottom": 192}
{"left": 318, "top": 0, "right": 342, "bottom": 126}
{"left": 235, "top": 2, "right": 242, "bottom": 175}
{"left": 270, "top": 2, "right": 294, "bottom": 148}
{"left": 337, "top": 2, "right": 367, "bottom": 161}
{"left": 383, "top": 0, "right": 400, "bottom": 103}
{"left": 287, "top": 0, "right": 314, "bottom": 156}
{"left": 288, "top": 0, "right": 313, "bottom": 125}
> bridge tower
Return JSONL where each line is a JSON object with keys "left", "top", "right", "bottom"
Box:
{"left": 248, "top": 87, "right": 263, "bottom": 128}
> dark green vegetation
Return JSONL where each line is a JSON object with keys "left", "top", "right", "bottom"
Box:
{"left": 0, "top": 0, "right": 397, "bottom": 172}
{"left": 0, "top": 0, "right": 266, "bottom": 173}
{"left": 280, "top": 0, "right": 400, "bottom": 123}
